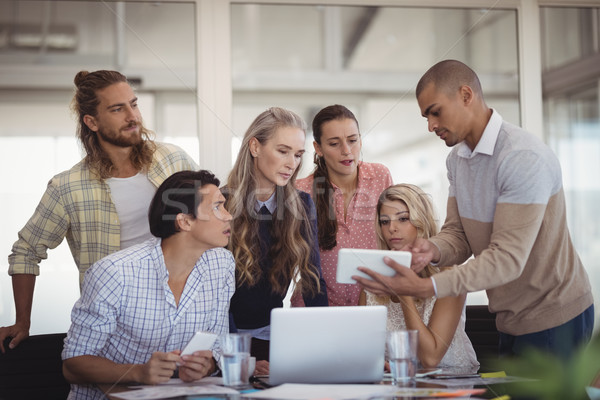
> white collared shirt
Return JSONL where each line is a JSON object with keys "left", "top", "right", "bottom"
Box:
{"left": 255, "top": 191, "right": 277, "bottom": 214}
{"left": 457, "top": 109, "right": 503, "bottom": 159}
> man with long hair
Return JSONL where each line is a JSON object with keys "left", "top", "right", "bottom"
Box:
{"left": 1, "top": 70, "right": 197, "bottom": 352}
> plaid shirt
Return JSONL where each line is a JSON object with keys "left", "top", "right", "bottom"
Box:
{"left": 8, "top": 142, "right": 198, "bottom": 287}
{"left": 62, "top": 238, "right": 235, "bottom": 400}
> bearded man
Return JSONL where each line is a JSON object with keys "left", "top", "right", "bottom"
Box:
{"left": 1, "top": 70, "right": 198, "bottom": 352}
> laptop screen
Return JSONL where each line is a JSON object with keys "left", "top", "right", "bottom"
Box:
{"left": 269, "top": 305, "right": 387, "bottom": 385}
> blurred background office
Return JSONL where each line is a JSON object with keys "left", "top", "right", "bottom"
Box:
{"left": 0, "top": 0, "right": 598, "bottom": 335}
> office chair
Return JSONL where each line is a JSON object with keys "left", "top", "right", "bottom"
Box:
{"left": 0, "top": 333, "right": 70, "bottom": 400}
{"left": 465, "top": 305, "right": 500, "bottom": 371}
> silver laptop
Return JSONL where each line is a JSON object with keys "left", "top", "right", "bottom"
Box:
{"left": 269, "top": 305, "right": 387, "bottom": 385}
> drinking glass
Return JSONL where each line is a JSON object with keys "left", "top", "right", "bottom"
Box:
{"left": 220, "top": 333, "right": 251, "bottom": 388}
{"left": 386, "top": 330, "right": 419, "bottom": 386}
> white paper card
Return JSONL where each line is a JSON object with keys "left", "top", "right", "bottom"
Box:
{"left": 181, "top": 331, "right": 217, "bottom": 356}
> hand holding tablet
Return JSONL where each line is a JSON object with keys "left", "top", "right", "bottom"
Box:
{"left": 336, "top": 248, "right": 412, "bottom": 284}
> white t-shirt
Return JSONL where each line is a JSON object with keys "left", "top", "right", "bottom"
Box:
{"left": 106, "top": 172, "right": 156, "bottom": 249}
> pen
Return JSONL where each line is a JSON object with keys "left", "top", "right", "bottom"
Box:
{"left": 416, "top": 368, "right": 443, "bottom": 378}
{"left": 382, "top": 368, "right": 443, "bottom": 380}
{"left": 250, "top": 375, "right": 272, "bottom": 389}
{"left": 429, "top": 373, "right": 480, "bottom": 379}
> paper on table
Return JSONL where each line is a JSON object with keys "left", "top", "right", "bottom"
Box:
{"left": 382, "top": 368, "right": 442, "bottom": 381}
{"left": 242, "top": 384, "right": 490, "bottom": 400}
{"left": 126, "top": 377, "right": 223, "bottom": 387}
{"left": 242, "top": 383, "right": 397, "bottom": 399}
{"left": 418, "top": 374, "right": 534, "bottom": 388}
{"left": 414, "top": 388, "right": 486, "bottom": 397}
{"left": 111, "top": 383, "right": 236, "bottom": 400}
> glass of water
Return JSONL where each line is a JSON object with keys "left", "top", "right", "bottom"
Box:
{"left": 219, "top": 333, "right": 252, "bottom": 388}
{"left": 386, "top": 330, "right": 419, "bottom": 386}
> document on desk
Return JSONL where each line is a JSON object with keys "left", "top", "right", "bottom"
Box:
{"left": 110, "top": 380, "right": 237, "bottom": 400}
{"left": 417, "top": 374, "right": 535, "bottom": 388}
{"left": 242, "top": 383, "right": 397, "bottom": 399}
{"left": 242, "top": 384, "right": 489, "bottom": 399}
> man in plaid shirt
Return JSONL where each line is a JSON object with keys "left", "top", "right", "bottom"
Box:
{"left": 62, "top": 170, "right": 235, "bottom": 399}
{"left": 1, "top": 70, "right": 197, "bottom": 352}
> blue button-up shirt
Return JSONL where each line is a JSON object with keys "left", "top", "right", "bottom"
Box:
{"left": 62, "top": 237, "right": 235, "bottom": 400}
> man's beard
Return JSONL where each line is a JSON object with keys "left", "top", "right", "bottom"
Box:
{"left": 97, "top": 123, "right": 143, "bottom": 148}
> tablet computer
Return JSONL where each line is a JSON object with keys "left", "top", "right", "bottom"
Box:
{"left": 336, "top": 248, "right": 411, "bottom": 284}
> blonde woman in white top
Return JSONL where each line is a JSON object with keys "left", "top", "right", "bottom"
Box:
{"left": 359, "top": 184, "right": 479, "bottom": 369}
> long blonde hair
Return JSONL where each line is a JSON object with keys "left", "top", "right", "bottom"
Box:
{"left": 225, "top": 107, "right": 321, "bottom": 297}
{"left": 375, "top": 184, "right": 439, "bottom": 278}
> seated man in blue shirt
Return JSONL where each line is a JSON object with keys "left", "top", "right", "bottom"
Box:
{"left": 62, "top": 170, "right": 235, "bottom": 399}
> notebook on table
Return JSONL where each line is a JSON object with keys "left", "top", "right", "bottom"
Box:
{"left": 269, "top": 305, "right": 387, "bottom": 385}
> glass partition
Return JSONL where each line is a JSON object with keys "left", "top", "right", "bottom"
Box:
{"left": 231, "top": 3, "right": 519, "bottom": 203}
{"left": 541, "top": 6, "right": 600, "bottom": 328}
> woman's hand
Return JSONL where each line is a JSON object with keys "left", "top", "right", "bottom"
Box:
{"left": 384, "top": 361, "right": 390, "bottom": 373}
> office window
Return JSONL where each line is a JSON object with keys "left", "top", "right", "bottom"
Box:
{"left": 0, "top": 1, "right": 199, "bottom": 334}
{"left": 541, "top": 7, "right": 599, "bottom": 69}
{"left": 541, "top": 7, "right": 600, "bottom": 327}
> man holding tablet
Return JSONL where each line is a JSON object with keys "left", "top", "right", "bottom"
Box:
{"left": 355, "top": 60, "right": 594, "bottom": 361}
{"left": 62, "top": 170, "right": 235, "bottom": 399}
